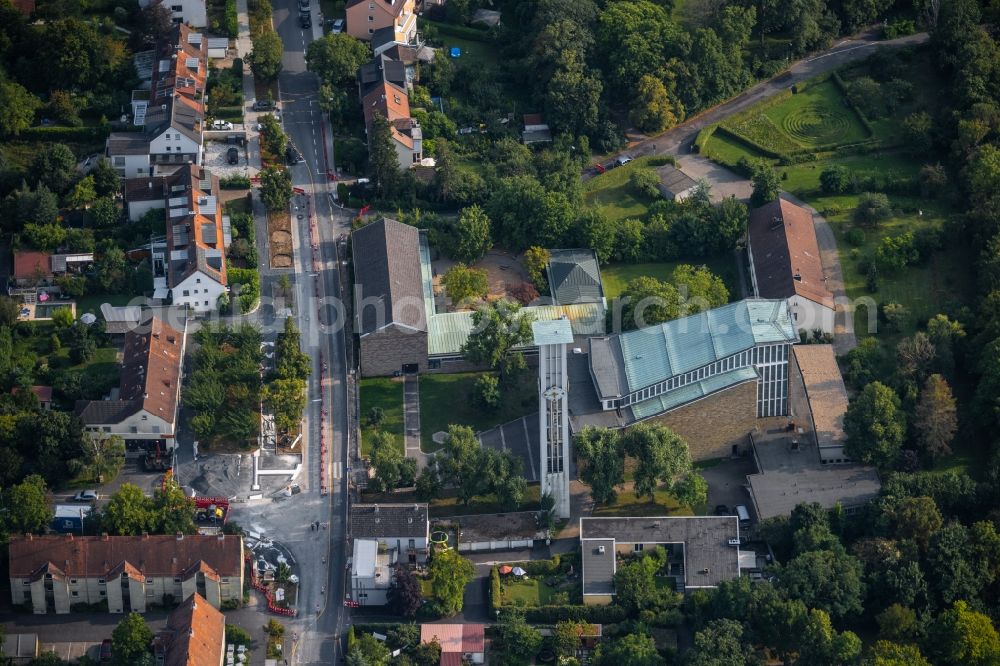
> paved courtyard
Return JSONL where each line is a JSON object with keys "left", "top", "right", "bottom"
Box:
{"left": 477, "top": 413, "right": 541, "bottom": 482}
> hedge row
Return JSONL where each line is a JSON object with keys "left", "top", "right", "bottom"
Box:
{"left": 693, "top": 125, "right": 716, "bottom": 154}
{"left": 221, "top": 175, "right": 251, "bottom": 189}
{"left": 423, "top": 19, "right": 491, "bottom": 42}
{"left": 18, "top": 125, "right": 111, "bottom": 142}
{"left": 830, "top": 71, "right": 877, "bottom": 135}
{"left": 490, "top": 567, "right": 501, "bottom": 613}
{"left": 713, "top": 125, "right": 787, "bottom": 160}
{"left": 224, "top": 0, "right": 238, "bottom": 38}
{"left": 214, "top": 106, "right": 245, "bottom": 121}
{"left": 523, "top": 604, "right": 628, "bottom": 624}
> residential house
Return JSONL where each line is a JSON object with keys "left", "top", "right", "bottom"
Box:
{"left": 350, "top": 539, "right": 392, "bottom": 606}
{"left": 372, "top": 28, "right": 432, "bottom": 62}
{"left": 11, "top": 386, "right": 53, "bottom": 410}
{"left": 10, "top": 250, "right": 94, "bottom": 293}
{"left": 107, "top": 25, "right": 208, "bottom": 178}
{"left": 580, "top": 517, "right": 741, "bottom": 604}
{"left": 153, "top": 593, "right": 226, "bottom": 666}
{"left": 74, "top": 314, "right": 186, "bottom": 451}
{"left": 137, "top": 0, "right": 208, "bottom": 27}
{"left": 571, "top": 299, "right": 798, "bottom": 461}
{"left": 654, "top": 164, "right": 698, "bottom": 201}
{"left": 0, "top": 634, "right": 39, "bottom": 664}
{"left": 100, "top": 303, "right": 144, "bottom": 337}
{"left": 746, "top": 345, "right": 881, "bottom": 520}
{"left": 7, "top": 534, "right": 244, "bottom": 614}
{"left": 350, "top": 504, "right": 429, "bottom": 564}
{"left": 359, "top": 54, "right": 422, "bottom": 170}
{"left": 546, "top": 249, "right": 604, "bottom": 306}
{"left": 346, "top": 0, "right": 417, "bottom": 42}
{"left": 419, "top": 624, "right": 486, "bottom": 665}
{"left": 748, "top": 197, "right": 836, "bottom": 334}
{"left": 353, "top": 218, "right": 606, "bottom": 376}
{"left": 521, "top": 114, "right": 552, "bottom": 145}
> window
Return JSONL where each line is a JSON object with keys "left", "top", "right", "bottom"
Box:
{"left": 174, "top": 577, "right": 181, "bottom": 583}
{"left": 165, "top": 146, "right": 171, "bottom": 151}
{"left": 368, "top": 1, "right": 374, "bottom": 7}
{"left": 141, "top": 415, "right": 148, "bottom": 421}
{"left": 22, "top": 580, "right": 30, "bottom": 586}
{"left": 204, "top": 301, "right": 208, "bottom": 306}
{"left": 634, "top": 544, "right": 644, "bottom": 552}
{"left": 72, "top": 591, "right": 79, "bottom": 597}
{"left": 368, "top": 28, "right": 374, "bottom": 33}
{"left": 99, "top": 590, "right": 106, "bottom": 596}
{"left": 182, "top": 290, "right": 190, "bottom": 296}
{"left": 146, "top": 578, "right": 153, "bottom": 584}
{"left": 368, "top": 15, "right": 374, "bottom": 21}
{"left": 103, "top": 427, "right": 111, "bottom": 433}
{"left": 408, "top": 539, "right": 415, "bottom": 549}
{"left": 171, "top": 4, "right": 182, "bottom": 11}
{"left": 70, "top": 579, "right": 78, "bottom": 584}
{"left": 130, "top": 426, "right": 138, "bottom": 434}
{"left": 196, "top": 278, "right": 201, "bottom": 283}
{"left": 221, "top": 578, "right": 230, "bottom": 583}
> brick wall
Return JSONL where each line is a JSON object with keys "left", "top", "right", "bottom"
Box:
{"left": 360, "top": 326, "right": 428, "bottom": 377}
{"left": 643, "top": 379, "right": 758, "bottom": 461}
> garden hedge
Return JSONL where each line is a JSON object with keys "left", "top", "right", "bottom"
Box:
{"left": 423, "top": 19, "right": 491, "bottom": 42}
{"left": 214, "top": 106, "right": 245, "bottom": 122}
{"left": 490, "top": 566, "right": 501, "bottom": 613}
{"left": 523, "top": 604, "right": 627, "bottom": 624}
{"left": 19, "top": 125, "right": 111, "bottom": 142}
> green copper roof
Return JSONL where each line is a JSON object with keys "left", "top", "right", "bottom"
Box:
{"left": 532, "top": 318, "right": 574, "bottom": 346}
{"left": 619, "top": 299, "right": 794, "bottom": 393}
{"left": 630, "top": 366, "right": 759, "bottom": 420}
{"left": 428, "top": 303, "right": 605, "bottom": 356}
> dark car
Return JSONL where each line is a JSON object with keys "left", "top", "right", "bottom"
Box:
{"left": 298, "top": 0, "right": 309, "bottom": 9}
{"left": 285, "top": 144, "right": 303, "bottom": 165}
{"left": 252, "top": 99, "right": 273, "bottom": 112}
{"left": 99, "top": 639, "right": 113, "bottom": 662}
{"left": 227, "top": 147, "right": 240, "bottom": 164}
{"left": 714, "top": 504, "right": 730, "bottom": 516}
{"left": 299, "top": 12, "right": 311, "bottom": 28}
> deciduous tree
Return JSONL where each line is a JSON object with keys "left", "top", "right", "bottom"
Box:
{"left": 306, "top": 34, "right": 371, "bottom": 86}
{"left": 111, "top": 612, "right": 154, "bottom": 665}
{"left": 259, "top": 167, "right": 292, "bottom": 212}
{"left": 386, "top": 564, "right": 422, "bottom": 618}
{"left": 749, "top": 160, "right": 780, "bottom": 207}
{"left": 913, "top": 374, "right": 957, "bottom": 460}
{"left": 442, "top": 263, "right": 489, "bottom": 306}
{"left": 629, "top": 74, "right": 681, "bottom": 133}
{"left": 844, "top": 381, "right": 906, "bottom": 468}
{"left": 574, "top": 427, "right": 625, "bottom": 505}
{"left": 460, "top": 299, "right": 533, "bottom": 373}
{"left": 428, "top": 548, "right": 474, "bottom": 616}
{"left": 248, "top": 31, "right": 283, "bottom": 82}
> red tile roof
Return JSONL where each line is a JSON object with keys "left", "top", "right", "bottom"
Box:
{"left": 11, "top": 385, "right": 53, "bottom": 403}
{"left": 119, "top": 315, "right": 184, "bottom": 425}
{"left": 12, "top": 251, "right": 51, "bottom": 280}
{"left": 8, "top": 534, "right": 243, "bottom": 580}
{"left": 749, "top": 198, "right": 835, "bottom": 309}
{"left": 161, "top": 593, "right": 226, "bottom": 666}
{"left": 420, "top": 624, "right": 485, "bottom": 663}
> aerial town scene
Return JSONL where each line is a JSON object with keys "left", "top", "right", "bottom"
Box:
{"left": 0, "top": 0, "right": 996, "bottom": 663}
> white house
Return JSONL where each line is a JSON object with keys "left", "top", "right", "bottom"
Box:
{"left": 74, "top": 315, "right": 186, "bottom": 451}
{"left": 350, "top": 504, "right": 429, "bottom": 564}
{"left": 137, "top": 0, "right": 208, "bottom": 28}
{"left": 350, "top": 539, "right": 392, "bottom": 606}
{"left": 748, "top": 197, "right": 836, "bottom": 335}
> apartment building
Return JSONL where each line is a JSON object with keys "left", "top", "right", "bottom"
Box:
{"left": 346, "top": 0, "right": 417, "bottom": 42}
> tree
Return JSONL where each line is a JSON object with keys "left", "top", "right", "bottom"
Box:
{"left": 594, "top": 630, "right": 663, "bottom": 666}
{"left": 438, "top": 425, "right": 484, "bottom": 505}
{"left": 630, "top": 168, "right": 661, "bottom": 198}
{"left": 452, "top": 205, "right": 492, "bottom": 263}
{"left": 2, "top": 475, "right": 53, "bottom": 536}
{"left": 778, "top": 549, "right": 865, "bottom": 620}
{"left": 428, "top": 548, "right": 474, "bottom": 616}
{"left": 460, "top": 299, "right": 533, "bottom": 373}
{"left": 623, "top": 423, "right": 692, "bottom": 501}
{"left": 368, "top": 431, "right": 412, "bottom": 493}
{"left": 474, "top": 373, "right": 500, "bottom": 410}
{"left": 614, "top": 548, "right": 679, "bottom": 614}
{"left": 30, "top": 143, "right": 77, "bottom": 195}
{"left": 876, "top": 604, "right": 922, "bottom": 643}
{"left": 259, "top": 167, "right": 292, "bottom": 212}
{"left": 248, "top": 31, "right": 283, "bottom": 82}
{"left": 544, "top": 52, "right": 603, "bottom": 137}
{"left": 863, "top": 641, "right": 931, "bottom": 666}
{"left": 844, "top": 381, "right": 906, "bottom": 468}
{"left": 111, "top": 612, "right": 153, "bottom": 665}
{"left": 853, "top": 192, "right": 893, "bottom": 227}
{"left": 798, "top": 608, "right": 863, "bottom": 666}
{"left": 66, "top": 176, "right": 96, "bottom": 210}
{"left": 574, "top": 427, "right": 625, "bottom": 504}
{"left": 76, "top": 434, "right": 125, "bottom": 484}
{"left": 618, "top": 276, "right": 682, "bottom": 330}
{"left": 348, "top": 632, "right": 391, "bottom": 666}
{"left": 482, "top": 448, "right": 527, "bottom": 508}
{"left": 888, "top": 495, "right": 942, "bottom": 547}
{"left": 629, "top": 74, "right": 681, "bottom": 133}
{"left": 306, "top": 34, "right": 371, "bottom": 86}
{"left": 926, "top": 601, "right": 1000, "bottom": 666}
{"left": 442, "top": 263, "right": 488, "bottom": 306}
{"left": 749, "top": 160, "right": 780, "bottom": 207}
{"left": 101, "top": 483, "right": 155, "bottom": 535}
{"left": 553, "top": 621, "right": 588, "bottom": 658}
{"left": 491, "top": 608, "right": 543, "bottom": 665}
{"left": 258, "top": 114, "right": 287, "bottom": 157}
{"left": 686, "top": 618, "right": 752, "bottom": 666}
{"left": 93, "top": 241, "right": 128, "bottom": 292}
{"left": 913, "top": 374, "right": 957, "bottom": 460}
{"left": 522, "top": 246, "right": 551, "bottom": 291}
{"left": 386, "top": 564, "right": 422, "bottom": 617}
{"left": 368, "top": 113, "right": 399, "bottom": 197}
{"left": 672, "top": 264, "right": 729, "bottom": 314}
{"left": 673, "top": 472, "right": 709, "bottom": 508}
{"left": 152, "top": 480, "right": 197, "bottom": 535}
{"left": 0, "top": 78, "right": 41, "bottom": 136}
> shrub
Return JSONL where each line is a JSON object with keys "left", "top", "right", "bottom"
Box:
{"left": 846, "top": 228, "right": 865, "bottom": 247}
{"left": 220, "top": 175, "right": 251, "bottom": 189}
{"left": 852, "top": 192, "right": 892, "bottom": 227}
{"left": 820, "top": 166, "right": 850, "bottom": 195}
{"left": 224, "top": 0, "right": 238, "bottom": 37}
{"left": 474, "top": 374, "right": 500, "bottom": 410}
{"left": 629, "top": 169, "right": 661, "bottom": 199}
{"left": 508, "top": 282, "right": 539, "bottom": 306}
{"left": 18, "top": 125, "right": 110, "bottom": 142}
{"left": 490, "top": 567, "right": 501, "bottom": 612}
{"left": 524, "top": 605, "right": 627, "bottom": 624}
{"left": 881, "top": 302, "right": 908, "bottom": 332}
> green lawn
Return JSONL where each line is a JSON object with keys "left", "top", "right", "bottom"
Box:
{"left": 419, "top": 372, "right": 535, "bottom": 452}
{"left": 592, "top": 486, "right": 695, "bottom": 517}
{"left": 359, "top": 377, "right": 405, "bottom": 456}
{"left": 76, "top": 293, "right": 133, "bottom": 317}
{"left": 428, "top": 484, "right": 541, "bottom": 517}
{"left": 500, "top": 578, "right": 557, "bottom": 607}
{"left": 584, "top": 156, "right": 673, "bottom": 223}
{"left": 601, "top": 254, "right": 741, "bottom": 302}
{"left": 423, "top": 20, "right": 498, "bottom": 66}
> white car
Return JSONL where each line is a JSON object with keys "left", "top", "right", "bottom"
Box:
{"left": 73, "top": 490, "right": 99, "bottom": 502}
{"left": 212, "top": 119, "right": 234, "bottom": 131}
{"left": 331, "top": 18, "right": 344, "bottom": 33}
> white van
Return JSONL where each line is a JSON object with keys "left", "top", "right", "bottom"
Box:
{"left": 735, "top": 504, "right": 751, "bottom": 529}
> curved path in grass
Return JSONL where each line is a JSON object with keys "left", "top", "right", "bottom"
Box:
{"left": 585, "top": 29, "right": 929, "bottom": 176}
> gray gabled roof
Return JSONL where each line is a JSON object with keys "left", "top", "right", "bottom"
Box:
{"left": 655, "top": 165, "right": 698, "bottom": 196}
{"left": 351, "top": 504, "right": 428, "bottom": 539}
{"left": 546, "top": 249, "right": 604, "bottom": 305}
{"left": 351, "top": 219, "right": 427, "bottom": 335}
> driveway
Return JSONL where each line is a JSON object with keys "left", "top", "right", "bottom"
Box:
{"left": 676, "top": 154, "right": 751, "bottom": 202}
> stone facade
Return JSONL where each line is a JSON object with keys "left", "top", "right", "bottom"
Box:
{"left": 644, "top": 379, "right": 758, "bottom": 461}
{"left": 360, "top": 325, "right": 428, "bottom": 377}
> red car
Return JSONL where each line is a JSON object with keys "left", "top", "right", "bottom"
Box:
{"left": 99, "top": 639, "right": 112, "bottom": 662}
{"left": 593, "top": 163, "right": 606, "bottom": 174}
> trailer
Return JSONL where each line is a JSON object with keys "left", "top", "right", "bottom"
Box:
{"left": 52, "top": 505, "right": 92, "bottom": 533}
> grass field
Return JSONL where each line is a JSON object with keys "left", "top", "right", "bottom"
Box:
{"left": 419, "top": 371, "right": 535, "bottom": 452}
{"left": 592, "top": 486, "right": 695, "bottom": 517}
{"left": 428, "top": 484, "right": 541, "bottom": 517}
{"left": 584, "top": 156, "right": 673, "bottom": 222}
{"left": 422, "top": 20, "right": 498, "bottom": 66}
{"left": 359, "top": 377, "right": 405, "bottom": 456}
{"left": 601, "top": 254, "right": 742, "bottom": 302}
{"left": 76, "top": 293, "right": 133, "bottom": 317}
{"left": 500, "top": 578, "right": 558, "bottom": 606}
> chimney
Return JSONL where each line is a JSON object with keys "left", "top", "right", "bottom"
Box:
{"left": 26, "top": 533, "right": 32, "bottom": 541}
{"left": 102, "top": 533, "right": 110, "bottom": 541}
{"left": 66, "top": 533, "right": 73, "bottom": 540}
{"left": 176, "top": 533, "right": 184, "bottom": 541}
{"left": 217, "top": 533, "right": 225, "bottom": 541}
{"left": 142, "top": 532, "right": 149, "bottom": 540}
{"left": 793, "top": 272, "right": 802, "bottom": 282}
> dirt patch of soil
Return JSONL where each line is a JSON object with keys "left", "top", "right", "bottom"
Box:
{"left": 267, "top": 210, "right": 293, "bottom": 269}
{"left": 430, "top": 248, "right": 532, "bottom": 312}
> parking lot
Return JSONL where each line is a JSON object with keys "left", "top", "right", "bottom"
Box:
{"left": 203, "top": 136, "right": 255, "bottom": 180}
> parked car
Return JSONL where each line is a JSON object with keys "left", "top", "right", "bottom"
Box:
{"left": 331, "top": 18, "right": 344, "bottom": 33}
{"left": 714, "top": 504, "right": 730, "bottom": 516}
{"left": 299, "top": 12, "right": 311, "bottom": 28}
{"left": 211, "top": 119, "right": 234, "bottom": 131}
{"left": 285, "top": 144, "right": 303, "bottom": 165}
{"left": 73, "top": 490, "right": 99, "bottom": 502}
{"left": 298, "top": 0, "right": 309, "bottom": 9}
{"left": 252, "top": 99, "right": 273, "bottom": 111}
{"left": 613, "top": 155, "right": 633, "bottom": 167}
{"left": 227, "top": 147, "right": 240, "bottom": 165}
{"left": 99, "top": 639, "right": 112, "bottom": 662}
